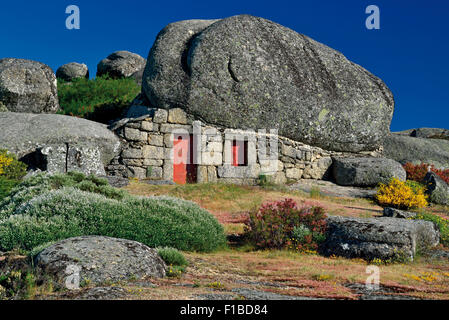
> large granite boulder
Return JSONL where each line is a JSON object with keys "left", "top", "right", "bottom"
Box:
{"left": 332, "top": 157, "right": 406, "bottom": 187}
{"left": 423, "top": 172, "right": 449, "bottom": 205}
{"left": 143, "top": 15, "right": 394, "bottom": 152}
{"left": 0, "top": 112, "right": 121, "bottom": 175}
{"left": 34, "top": 236, "right": 166, "bottom": 286}
{"left": 0, "top": 58, "right": 59, "bottom": 113}
{"left": 383, "top": 134, "right": 449, "bottom": 169}
{"left": 97, "top": 51, "right": 146, "bottom": 79}
{"left": 56, "top": 62, "right": 89, "bottom": 82}
{"left": 394, "top": 128, "right": 449, "bottom": 141}
{"left": 320, "top": 216, "right": 440, "bottom": 261}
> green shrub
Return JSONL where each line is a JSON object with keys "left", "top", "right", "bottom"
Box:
{"left": 414, "top": 212, "right": 449, "bottom": 246}
{"left": 0, "top": 177, "right": 20, "bottom": 203}
{"left": 0, "top": 172, "right": 127, "bottom": 219}
{"left": 0, "top": 149, "right": 27, "bottom": 180}
{"left": 57, "top": 76, "right": 140, "bottom": 124}
{"left": 157, "top": 247, "right": 188, "bottom": 266}
{"left": 0, "top": 180, "right": 226, "bottom": 252}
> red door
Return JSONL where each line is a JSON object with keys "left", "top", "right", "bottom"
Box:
{"left": 232, "top": 140, "right": 248, "bottom": 166}
{"left": 173, "top": 135, "right": 188, "bottom": 184}
{"left": 173, "top": 134, "right": 197, "bottom": 184}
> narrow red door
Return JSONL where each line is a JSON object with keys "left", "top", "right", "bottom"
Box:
{"left": 173, "top": 135, "right": 189, "bottom": 184}
{"left": 232, "top": 140, "right": 240, "bottom": 167}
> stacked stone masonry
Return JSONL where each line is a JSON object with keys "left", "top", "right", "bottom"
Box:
{"left": 107, "top": 107, "right": 378, "bottom": 185}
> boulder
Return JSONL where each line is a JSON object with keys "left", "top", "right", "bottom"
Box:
{"left": 423, "top": 172, "right": 449, "bottom": 205}
{"left": 97, "top": 51, "right": 146, "bottom": 79}
{"left": 332, "top": 157, "right": 406, "bottom": 187}
{"left": 143, "top": 15, "right": 394, "bottom": 153}
{"left": 383, "top": 207, "right": 417, "bottom": 219}
{"left": 383, "top": 134, "right": 449, "bottom": 169}
{"left": 320, "top": 216, "right": 440, "bottom": 261}
{"left": 0, "top": 58, "right": 59, "bottom": 113}
{"left": 56, "top": 62, "right": 89, "bottom": 81}
{"left": 394, "top": 128, "right": 449, "bottom": 141}
{"left": 0, "top": 112, "right": 121, "bottom": 175}
{"left": 34, "top": 236, "right": 166, "bottom": 286}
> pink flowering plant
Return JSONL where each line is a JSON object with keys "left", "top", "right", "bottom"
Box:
{"left": 244, "top": 198, "right": 327, "bottom": 251}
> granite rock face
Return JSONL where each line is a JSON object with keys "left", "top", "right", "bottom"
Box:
{"left": 423, "top": 172, "right": 449, "bottom": 205}
{"left": 0, "top": 58, "right": 59, "bottom": 113}
{"left": 97, "top": 51, "right": 146, "bottom": 79}
{"left": 382, "top": 207, "right": 417, "bottom": 219}
{"left": 34, "top": 236, "right": 167, "bottom": 286}
{"left": 143, "top": 15, "right": 394, "bottom": 152}
{"left": 332, "top": 157, "right": 406, "bottom": 187}
{"left": 383, "top": 134, "right": 449, "bottom": 169}
{"left": 56, "top": 62, "right": 89, "bottom": 81}
{"left": 0, "top": 112, "right": 121, "bottom": 175}
{"left": 394, "top": 128, "right": 449, "bottom": 141}
{"left": 320, "top": 216, "right": 440, "bottom": 261}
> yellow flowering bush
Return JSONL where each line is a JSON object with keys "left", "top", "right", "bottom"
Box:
{"left": 0, "top": 152, "right": 13, "bottom": 175}
{"left": 0, "top": 149, "right": 27, "bottom": 180}
{"left": 376, "top": 178, "right": 428, "bottom": 210}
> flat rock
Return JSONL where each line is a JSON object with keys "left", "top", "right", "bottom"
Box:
{"left": 0, "top": 112, "right": 121, "bottom": 175}
{"left": 34, "top": 236, "right": 167, "bottom": 286}
{"left": 97, "top": 51, "right": 146, "bottom": 79}
{"left": 288, "top": 179, "right": 377, "bottom": 199}
{"left": 0, "top": 58, "right": 59, "bottom": 113}
{"left": 56, "top": 62, "right": 89, "bottom": 82}
{"left": 383, "top": 207, "right": 417, "bottom": 219}
{"left": 332, "top": 157, "right": 406, "bottom": 187}
{"left": 383, "top": 134, "right": 449, "bottom": 169}
{"left": 394, "top": 128, "right": 449, "bottom": 141}
{"left": 320, "top": 216, "right": 440, "bottom": 261}
{"left": 143, "top": 15, "right": 394, "bottom": 152}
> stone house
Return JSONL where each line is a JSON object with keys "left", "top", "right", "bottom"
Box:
{"left": 107, "top": 104, "right": 377, "bottom": 185}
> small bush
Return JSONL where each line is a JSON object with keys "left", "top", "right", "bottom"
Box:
{"left": 376, "top": 178, "right": 428, "bottom": 210}
{"left": 244, "top": 198, "right": 327, "bottom": 251}
{"left": 0, "top": 177, "right": 20, "bottom": 203}
{"left": 57, "top": 76, "right": 140, "bottom": 124}
{"left": 0, "top": 149, "right": 27, "bottom": 180}
{"left": 158, "top": 247, "right": 188, "bottom": 266}
{"left": 404, "top": 162, "right": 449, "bottom": 184}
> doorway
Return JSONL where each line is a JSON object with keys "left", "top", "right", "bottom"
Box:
{"left": 173, "top": 134, "right": 197, "bottom": 184}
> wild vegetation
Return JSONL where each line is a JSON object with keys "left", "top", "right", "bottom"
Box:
{"left": 0, "top": 172, "right": 226, "bottom": 252}
{"left": 375, "top": 178, "right": 428, "bottom": 210}
{"left": 57, "top": 75, "right": 140, "bottom": 123}
{"left": 403, "top": 162, "right": 449, "bottom": 184}
{"left": 0, "top": 149, "right": 27, "bottom": 202}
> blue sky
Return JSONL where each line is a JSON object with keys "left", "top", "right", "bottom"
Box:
{"left": 0, "top": 0, "right": 448, "bottom": 131}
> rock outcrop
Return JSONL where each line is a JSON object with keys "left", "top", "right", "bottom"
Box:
{"left": 0, "top": 112, "right": 121, "bottom": 175}
{"left": 382, "top": 207, "right": 417, "bottom": 219}
{"left": 97, "top": 51, "right": 146, "bottom": 79}
{"left": 143, "top": 15, "right": 394, "bottom": 153}
{"left": 383, "top": 134, "right": 449, "bottom": 169}
{"left": 320, "top": 216, "right": 440, "bottom": 261}
{"left": 34, "top": 236, "right": 167, "bottom": 286}
{"left": 332, "top": 157, "right": 406, "bottom": 187}
{"left": 423, "top": 172, "right": 449, "bottom": 205}
{"left": 394, "top": 128, "right": 449, "bottom": 141}
{"left": 0, "top": 58, "right": 59, "bottom": 113}
{"left": 56, "top": 62, "right": 89, "bottom": 81}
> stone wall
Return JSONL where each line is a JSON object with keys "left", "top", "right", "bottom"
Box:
{"left": 107, "top": 106, "right": 378, "bottom": 185}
